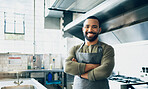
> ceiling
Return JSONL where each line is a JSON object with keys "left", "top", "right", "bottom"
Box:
{"left": 46, "top": 0, "right": 105, "bottom": 17}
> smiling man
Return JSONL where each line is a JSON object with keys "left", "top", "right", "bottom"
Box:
{"left": 64, "top": 16, "right": 115, "bottom": 89}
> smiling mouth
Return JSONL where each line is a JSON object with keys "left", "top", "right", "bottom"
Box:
{"left": 86, "top": 32, "right": 96, "bottom": 37}
{"left": 86, "top": 32, "right": 96, "bottom": 34}
{"left": 84, "top": 31, "right": 99, "bottom": 41}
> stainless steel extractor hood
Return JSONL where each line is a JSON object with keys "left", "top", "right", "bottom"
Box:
{"left": 63, "top": 0, "right": 148, "bottom": 42}
{"left": 46, "top": 0, "right": 105, "bottom": 17}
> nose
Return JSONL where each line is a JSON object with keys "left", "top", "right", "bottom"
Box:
{"left": 88, "top": 26, "right": 93, "bottom": 32}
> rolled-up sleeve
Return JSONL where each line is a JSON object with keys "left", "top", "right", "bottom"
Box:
{"left": 88, "top": 45, "right": 115, "bottom": 81}
{"left": 64, "top": 46, "right": 86, "bottom": 75}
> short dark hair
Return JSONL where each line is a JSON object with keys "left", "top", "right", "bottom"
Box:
{"left": 86, "top": 16, "right": 101, "bottom": 27}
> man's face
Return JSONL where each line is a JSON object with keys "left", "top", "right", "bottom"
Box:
{"left": 82, "top": 19, "right": 101, "bottom": 42}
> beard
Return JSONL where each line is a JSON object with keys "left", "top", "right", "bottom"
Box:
{"left": 84, "top": 31, "right": 99, "bottom": 42}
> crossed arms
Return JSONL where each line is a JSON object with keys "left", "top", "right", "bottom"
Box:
{"left": 72, "top": 58, "right": 99, "bottom": 79}
{"left": 64, "top": 44, "right": 114, "bottom": 81}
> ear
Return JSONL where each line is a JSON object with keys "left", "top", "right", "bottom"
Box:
{"left": 82, "top": 27, "right": 84, "bottom": 31}
{"left": 99, "top": 28, "right": 102, "bottom": 33}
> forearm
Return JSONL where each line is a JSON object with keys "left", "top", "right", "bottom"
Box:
{"left": 88, "top": 57, "right": 114, "bottom": 81}
{"left": 80, "top": 64, "right": 100, "bottom": 79}
{"left": 64, "top": 57, "right": 99, "bottom": 75}
{"left": 66, "top": 58, "right": 99, "bottom": 75}
{"left": 86, "top": 45, "right": 115, "bottom": 81}
{"left": 64, "top": 46, "right": 87, "bottom": 75}
{"left": 64, "top": 59, "right": 86, "bottom": 75}
{"left": 85, "top": 64, "right": 100, "bottom": 72}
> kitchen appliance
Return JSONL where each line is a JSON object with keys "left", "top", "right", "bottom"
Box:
{"left": 109, "top": 74, "right": 148, "bottom": 89}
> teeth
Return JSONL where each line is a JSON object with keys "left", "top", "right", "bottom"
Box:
{"left": 87, "top": 33, "right": 94, "bottom": 37}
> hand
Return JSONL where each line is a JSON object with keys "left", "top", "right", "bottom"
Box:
{"left": 81, "top": 72, "right": 88, "bottom": 79}
{"left": 81, "top": 64, "right": 100, "bottom": 79}
{"left": 72, "top": 58, "right": 77, "bottom": 62}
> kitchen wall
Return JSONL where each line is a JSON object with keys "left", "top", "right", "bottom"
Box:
{"left": 0, "top": 0, "right": 64, "bottom": 55}
{"left": 0, "top": 54, "right": 46, "bottom": 71}
{"left": 0, "top": 0, "right": 43, "bottom": 54}
{"left": 112, "top": 40, "right": 148, "bottom": 80}
{"left": 0, "top": 0, "right": 68, "bottom": 72}
{"left": 0, "top": 54, "right": 28, "bottom": 71}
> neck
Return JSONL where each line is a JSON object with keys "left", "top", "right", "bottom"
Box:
{"left": 85, "top": 38, "right": 99, "bottom": 46}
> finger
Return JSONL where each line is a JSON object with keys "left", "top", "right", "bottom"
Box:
{"left": 72, "top": 58, "right": 75, "bottom": 61}
{"left": 72, "top": 58, "right": 77, "bottom": 62}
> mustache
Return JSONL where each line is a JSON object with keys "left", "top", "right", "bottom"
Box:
{"left": 86, "top": 31, "right": 97, "bottom": 34}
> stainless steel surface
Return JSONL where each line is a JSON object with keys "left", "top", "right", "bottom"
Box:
{"left": 63, "top": 0, "right": 148, "bottom": 43}
{"left": 46, "top": 0, "right": 105, "bottom": 17}
{"left": 0, "top": 69, "right": 64, "bottom": 89}
{"left": 99, "top": 32, "right": 121, "bottom": 45}
{"left": 0, "top": 69, "right": 63, "bottom": 74}
{"left": 101, "top": 5, "right": 148, "bottom": 33}
{"left": 99, "top": 21, "right": 148, "bottom": 44}
{"left": 109, "top": 75, "right": 145, "bottom": 84}
{"left": 14, "top": 72, "right": 23, "bottom": 86}
{"left": 109, "top": 74, "right": 148, "bottom": 89}
{"left": 0, "top": 78, "right": 47, "bottom": 89}
{"left": 1, "top": 85, "right": 35, "bottom": 89}
{"left": 50, "top": 0, "right": 105, "bottom": 12}
{"left": 112, "top": 21, "right": 148, "bottom": 43}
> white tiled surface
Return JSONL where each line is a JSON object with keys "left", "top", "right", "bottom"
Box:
{"left": 0, "top": 0, "right": 69, "bottom": 56}
{"left": 0, "top": 53, "right": 63, "bottom": 72}
{"left": 0, "top": 55, "right": 28, "bottom": 71}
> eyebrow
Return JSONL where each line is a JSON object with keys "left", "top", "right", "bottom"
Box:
{"left": 83, "top": 25, "right": 98, "bottom": 27}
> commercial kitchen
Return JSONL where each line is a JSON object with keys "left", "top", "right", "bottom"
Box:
{"left": 0, "top": 0, "right": 148, "bottom": 89}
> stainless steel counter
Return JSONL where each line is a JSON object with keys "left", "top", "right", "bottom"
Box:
{"left": 0, "top": 69, "right": 64, "bottom": 74}
{"left": 0, "top": 69, "right": 66, "bottom": 89}
{"left": 0, "top": 78, "right": 47, "bottom": 89}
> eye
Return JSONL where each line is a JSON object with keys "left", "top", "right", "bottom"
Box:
{"left": 92, "top": 25, "right": 97, "bottom": 28}
{"left": 84, "top": 25, "right": 89, "bottom": 28}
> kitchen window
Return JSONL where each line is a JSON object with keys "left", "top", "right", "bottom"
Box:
{"left": 4, "top": 12, "right": 25, "bottom": 34}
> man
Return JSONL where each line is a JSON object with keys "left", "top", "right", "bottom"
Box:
{"left": 64, "top": 16, "right": 115, "bottom": 89}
